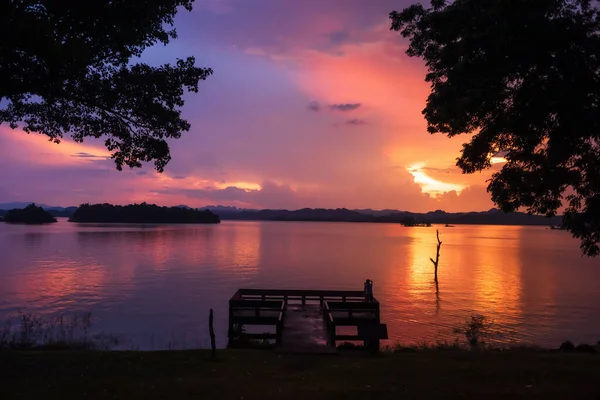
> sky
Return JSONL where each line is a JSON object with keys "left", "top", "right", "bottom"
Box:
{"left": 0, "top": 0, "right": 504, "bottom": 212}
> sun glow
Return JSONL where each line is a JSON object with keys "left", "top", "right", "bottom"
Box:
{"left": 490, "top": 156, "right": 508, "bottom": 165}
{"left": 407, "top": 163, "right": 465, "bottom": 196}
{"left": 216, "top": 182, "right": 262, "bottom": 191}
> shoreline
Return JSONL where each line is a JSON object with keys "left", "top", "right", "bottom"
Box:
{"left": 2, "top": 349, "right": 599, "bottom": 399}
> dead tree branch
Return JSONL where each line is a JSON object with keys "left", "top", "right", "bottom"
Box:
{"left": 430, "top": 229, "right": 442, "bottom": 282}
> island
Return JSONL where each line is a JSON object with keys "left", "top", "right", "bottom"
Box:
{"left": 69, "top": 203, "right": 220, "bottom": 224}
{"left": 3, "top": 204, "right": 58, "bottom": 224}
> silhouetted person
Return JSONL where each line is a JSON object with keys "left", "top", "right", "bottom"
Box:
{"left": 364, "top": 279, "right": 374, "bottom": 302}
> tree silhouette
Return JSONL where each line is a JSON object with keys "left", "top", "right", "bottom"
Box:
{"left": 5, "top": 203, "right": 57, "bottom": 224}
{"left": 390, "top": 0, "right": 600, "bottom": 256}
{"left": 1, "top": 0, "right": 213, "bottom": 172}
{"left": 69, "top": 203, "right": 220, "bottom": 224}
{"left": 430, "top": 229, "right": 442, "bottom": 282}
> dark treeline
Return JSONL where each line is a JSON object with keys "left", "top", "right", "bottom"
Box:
{"left": 214, "top": 208, "right": 562, "bottom": 226}
{"left": 0, "top": 204, "right": 563, "bottom": 226}
{"left": 47, "top": 207, "right": 78, "bottom": 218}
{"left": 2, "top": 204, "right": 57, "bottom": 224}
{"left": 70, "top": 203, "right": 220, "bottom": 224}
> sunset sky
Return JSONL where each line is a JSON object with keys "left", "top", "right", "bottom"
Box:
{"left": 0, "top": 0, "right": 504, "bottom": 212}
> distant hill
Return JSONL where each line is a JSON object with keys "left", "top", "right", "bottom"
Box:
{"left": 354, "top": 208, "right": 406, "bottom": 217}
{"left": 46, "top": 207, "right": 77, "bottom": 218}
{"left": 210, "top": 207, "right": 561, "bottom": 226}
{"left": 214, "top": 208, "right": 377, "bottom": 222}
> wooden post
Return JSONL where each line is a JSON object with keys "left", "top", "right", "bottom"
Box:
{"left": 430, "top": 229, "right": 442, "bottom": 282}
{"left": 276, "top": 322, "right": 282, "bottom": 345}
{"left": 227, "top": 303, "right": 233, "bottom": 347}
{"left": 329, "top": 323, "right": 336, "bottom": 347}
{"left": 209, "top": 308, "right": 216, "bottom": 359}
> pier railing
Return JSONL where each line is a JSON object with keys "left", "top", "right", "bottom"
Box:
{"left": 231, "top": 288, "right": 366, "bottom": 305}
{"left": 228, "top": 288, "right": 386, "bottom": 350}
{"left": 228, "top": 298, "right": 286, "bottom": 345}
{"left": 323, "top": 300, "right": 383, "bottom": 345}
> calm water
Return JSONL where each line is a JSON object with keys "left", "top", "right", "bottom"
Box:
{"left": 1, "top": 219, "right": 599, "bottom": 349}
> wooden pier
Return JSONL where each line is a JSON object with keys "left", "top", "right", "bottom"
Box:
{"left": 228, "top": 288, "right": 388, "bottom": 352}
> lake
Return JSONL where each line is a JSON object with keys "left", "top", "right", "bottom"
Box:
{"left": 1, "top": 219, "right": 599, "bottom": 349}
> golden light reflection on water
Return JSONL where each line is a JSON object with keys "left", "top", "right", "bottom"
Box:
{"left": 383, "top": 226, "right": 526, "bottom": 343}
{"left": 406, "top": 228, "right": 439, "bottom": 305}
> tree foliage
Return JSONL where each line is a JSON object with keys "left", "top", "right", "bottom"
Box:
{"left": 0, "top": 0, "right": 213, "bottom": 172}
{"left": 4, "top": 203, "right": 57, "bottom": 224}
{"left": 70, "top": 203, "right": 220, "bottom": 224}
{"left": 390, "top": 0, "right": 600, "bottom": 256}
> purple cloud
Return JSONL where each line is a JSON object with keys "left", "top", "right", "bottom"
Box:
{"left": 307, "top": 101, "right": 321, "bottom": 112}
{"left": 330, "top": 103, "right": 361, "bottom": 112}
{"left": 346, "top": 118, "right": 366, "bottom": 125}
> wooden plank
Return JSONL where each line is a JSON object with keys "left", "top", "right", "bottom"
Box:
{"left": 229, "top": 300, "right": 284, "bottom": 308}
{"left": 230, "top": 316, "right": 280, "bottom": 325}
{"left": 334, "top": 335, "right": 363, "bottom": 341}
{"left": 357, "top": 324, "right": 389, "bottom": 340}
{"left": 278, "top": 304, "right": 331, "bottom": 352}
{"left": 326, "top": 302, "right": 379, "bottom": 310}
{"left": 229, "top": 289, "right": 243, "bottom": 301}
{"left": 244, "top": 333, "right": 278, "bottom": 340}
{"left": 332, "top": 317, "right": 379, "bottom": 326}
{"left": 238, "top": 288, "right": 365, "bottom": 298}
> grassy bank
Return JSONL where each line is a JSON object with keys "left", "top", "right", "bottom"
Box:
{"left": 1, "top": 349, "right": 599, "bottom": 399}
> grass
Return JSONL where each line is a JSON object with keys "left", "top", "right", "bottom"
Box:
{"left": 0, "top": 311, "right": 120, "bottom": 350}
{"left": 1, "top": 349, "right": 599, "bottom": 399}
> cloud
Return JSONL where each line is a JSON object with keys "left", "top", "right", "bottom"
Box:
{"left": 307, "top": 101, "right": 321, "bottom": 112}
{"left": 421, "top": 166, "right": 454, "bottom": 174}
{"left": 330, "top": 103, "right": 361, "bottom": 112}
{"left": 154, "top": 181, "right": 314, "bottom": 209}
{"left": 72, "top": 152, "right": 106, "bottom": 159}
{"left": 433, "top": 185, "right": 494, "bottom": 212}
{"left": 346, "top": 118, "right": 366, "bottom": 125}
{"left": 0, "top": 0, "right": 501, "bottom": 213}
{"left": 307, "top": 101, "right": 362, "bottom": 113}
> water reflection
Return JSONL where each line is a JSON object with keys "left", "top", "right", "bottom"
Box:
{"left": 24, "top": 232, "right": 45, "bottom": 247}
{"left": 1, "top": 220, "right": 600, "bottom": 349}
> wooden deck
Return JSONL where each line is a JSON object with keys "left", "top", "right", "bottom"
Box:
{"left": 228, "top": 288, "right": 388, "bottom": 352}
{"left": 277, "top": 304, "right": 335, "bottom": 353}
